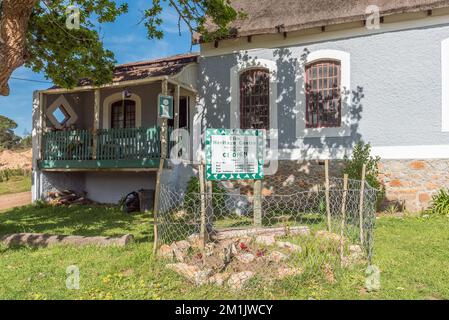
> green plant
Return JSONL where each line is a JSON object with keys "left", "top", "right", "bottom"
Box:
{"left": 427, "top": 189, "right": 449, "bottom": 215}
{"left": 344, "top": 141, "right": 384, "bottom": 206}
{"left": 184, "top": 176, "right": 227, "bottom": 214}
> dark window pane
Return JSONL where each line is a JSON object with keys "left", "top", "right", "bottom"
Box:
{"left": 239, "top": 69, "right": 270, "bottom": 130}
{"left": 305, "top": 60, "right": 341, "bottom": 128}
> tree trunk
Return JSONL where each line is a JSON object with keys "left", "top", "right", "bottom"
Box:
{"left": 0, "top": 0, "right": 38, "bottom": 96}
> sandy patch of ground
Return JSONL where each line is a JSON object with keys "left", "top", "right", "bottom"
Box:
{"left": 0, "top": 149, "right": 32, "bottom": 170}
{"left": 0, "top": 192, "right": 31, "bottom": 212}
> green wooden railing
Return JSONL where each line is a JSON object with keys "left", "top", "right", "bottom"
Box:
{"left": 44, "top": 130, "right": 93, "bottom": 161}
{"left": 96, "top": 127, "right": 161, "bottom": 160}
{"left": 43, "top": 126, "right": 164, "bottom": 162}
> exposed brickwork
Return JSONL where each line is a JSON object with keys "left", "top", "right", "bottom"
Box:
{"left": 378, "top": 159, "right": 449, "bottom": 212}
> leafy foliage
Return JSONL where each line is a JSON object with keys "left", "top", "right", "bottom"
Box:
{"left": 184, "top": 176, "right": 226, "bottom": 214}
{"left": 0, "top": 115, "right": 20, "bottom": 149}
{"left": 17, "top": 0, "right": 240, "bottom": 90}
{"left": 344, "top": 142, "right": 384, "bottom": 207}
{"left": 344, "top": 142, "right": 381, "bottom": 190}
{"left": 427, "top": 189, "right": 449, "bottom": 215}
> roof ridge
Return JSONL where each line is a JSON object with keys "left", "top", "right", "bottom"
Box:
{"left": 116, "top": 52, "right": 200, "bottom": 68}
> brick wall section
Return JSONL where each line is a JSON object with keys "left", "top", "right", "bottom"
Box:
{"left": 378, "top": 159, "right": 449, "bottom": 212}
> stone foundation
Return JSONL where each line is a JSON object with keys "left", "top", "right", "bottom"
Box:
{"left": 378, "top": 160, "right": 449, "bottom": 212}
{"left": 263, "top": 159, "right": 449, "bottom": 213}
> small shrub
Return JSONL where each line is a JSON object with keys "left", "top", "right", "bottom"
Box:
{"left": 427, "top": 189, "right": 449, "bottom": 215}
{"left": 344, "top": 141, "right": 384, "bottom": 206}
{"left": 184, "top": 177, "right": 227, "bottom": 214}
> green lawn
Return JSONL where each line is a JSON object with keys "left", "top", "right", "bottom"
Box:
{"left": 0, "top": 204, "right": 448, "bottom": 300}
{"left": 0, "top": 175, "right": 31, "bottom": 195}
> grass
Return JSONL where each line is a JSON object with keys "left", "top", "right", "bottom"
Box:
{"left": 0, "top": 175, "right": 31, "bottom": 195}
{"left": 0, "top": 204, "right": 448, "bottom": 300}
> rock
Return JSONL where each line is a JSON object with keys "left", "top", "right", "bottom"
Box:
{"left": 171, "top": 240, "right": 191, "bottom": 262}
{"left": 255, "top": 235, "right": 276, "bottom": 246}
{"left": 316, "top": 230, "right": 344, "bottom": 244}
{"left": 205, "top": 243, "right": 216, "bottom": 256}
{"left": 342, "top": 245, "right": 366, "bottom": 267}
{"left": 174, "top": 240, "right": 191, "bottom": 251}
{"left": 236, "top": 253, "right": 256, "bottom": 264}
{"left": 261, "top": 188, "right": 273, "bottom": 196}
{"left": 267, "top": 251, "right": 289, "bottom": 263}
{"left": 187, "top": 234, "right": 202, "bottom": 248}
{"left": 157, "top": 244, "right": 174, "bottom": 260}
{"left": 166, "top": 263, "right": 212, "bottom": 286}
{"left": 323, "top": 263, "right": 335, "bottom": 284}
{"left": 349, "top": 245, "right": 363, "bottom": 255}
{"left": 0, "top": 233, "right": 135, "bottom": 248}
{"left": 227, "top": 271, "right": 254, "bottom": 290}
{"left": 171, "top": 246, "right": 185, "bottom": 262}
{"left": 213, "top": 226, "right": 310, "bottom": 241}
{"left": 194, "top": 269, "right": 213, "bottom": 286}
{"left": 209, "top": 273, "right": 231, "bottom": 287}
{"left": 276, "top": 241, "right": 302, "bottom": 253}
{"left": 277, "top": 267, "right": 303, "bottom": 279}
{"left": 288, "top": 226, "right": 311, "bottom": 237}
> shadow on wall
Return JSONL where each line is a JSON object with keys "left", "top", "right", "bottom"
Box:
{"left": 197, "top": 47, "right": 368, "bottom": 188}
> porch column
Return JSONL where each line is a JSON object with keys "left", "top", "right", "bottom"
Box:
{"left": 174, "top": 84, "right": 180, "bottom": 130}
{"left": 93, "top": 89, "right": 100, "bottom": 159}
{"left": 160, "top": 79, "right": 169, "bottom": 159}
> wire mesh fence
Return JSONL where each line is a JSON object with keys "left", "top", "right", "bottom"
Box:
{"left": 156, "top": 173, "right": 377, "bottom": 289}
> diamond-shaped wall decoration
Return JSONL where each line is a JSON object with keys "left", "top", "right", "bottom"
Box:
{"left": 46, "top": 95, "right": 78, "bottom": 129}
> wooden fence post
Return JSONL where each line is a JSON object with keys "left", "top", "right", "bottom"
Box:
{"left": 359, "top": 164, "right": 367, "bottom": 245}
{"left": 198, "top": 164, "right": 207, "bottom": 251}
{"left": 340, "top": 174, "right": 348, "bottom": 265}
{"left": 152, "top": 158, "right": 165, "bottom": 256}
{"left": 253, "top": 180, "right": 262, "bottom": 227}
{"left": 325, "top": 159, "right": 332, "bottom": 232}
{"left": 153, "top": 79, "right": 169, "bottom": 256}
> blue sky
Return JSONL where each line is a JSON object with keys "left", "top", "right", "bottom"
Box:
{"left": 0, "top": 0, "right": 196, "bottom": 136}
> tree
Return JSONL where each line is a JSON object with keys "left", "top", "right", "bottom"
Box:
{"left": 0, "top": 114, "right": 20, "bottom": 149}
{"left": 0, "top": 0, "right": 240, "bottom": 96}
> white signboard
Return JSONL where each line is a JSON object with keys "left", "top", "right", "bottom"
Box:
{"left": 205, "top": 129, "right": 264, "bottom": 181}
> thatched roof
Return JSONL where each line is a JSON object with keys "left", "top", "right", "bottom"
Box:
{"left": 49, "top": 53, "right": 199, "bottom": 90}
{"left": 201, "top": 0, "right": 449, "bottom": 41}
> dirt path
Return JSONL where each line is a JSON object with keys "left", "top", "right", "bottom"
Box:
{"left": 0, "top": 192, "right": 31, "bottom": 212}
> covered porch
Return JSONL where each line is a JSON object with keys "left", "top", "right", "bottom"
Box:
{"left": 35, "top": 53, "right": 198, "bottom": 172}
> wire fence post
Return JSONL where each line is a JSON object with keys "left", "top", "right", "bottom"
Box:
{"left": 253, "top": 180, "right": 262, "bottom": 227}
{"left": 325, "top": 159, "right": 331, "bottom": 232}
{"left": 340, "top": 174, "right": 348, "bottom": 265}
{"left": 359, "top": 164, "right": 367, "bottom": 246}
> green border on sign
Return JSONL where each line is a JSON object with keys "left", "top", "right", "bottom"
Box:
{"left": 205, "top": 128, "right": 265, "bottom": 181}
{"left": 158, "top": 94, "right": 174, "bottom": 119}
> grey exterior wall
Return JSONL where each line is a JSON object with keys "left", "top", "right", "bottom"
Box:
{"left": 198, "top": 23, "right": 449, "bottom": 151}
{"left": 84, "top": 172, "right": 156, "bottom": 204}
{"left": 40, "top": 171, "right": 156, "bottom": 204}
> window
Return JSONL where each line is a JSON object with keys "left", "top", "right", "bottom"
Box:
{"left": 111, "top": 100, "right": 136, "bottom": 129}
{"left": 305, "top": 60, "right": 341, "bottom": 128}
{"left": 52, "top": 105, "right": 70, "bottom": 126}
{"left": 239, "top": 68, "right": 270, "bottom": 130}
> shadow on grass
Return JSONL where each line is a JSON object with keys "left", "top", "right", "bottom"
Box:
{"left": 0, "top": 203, "right": 154, "bottom": 243}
